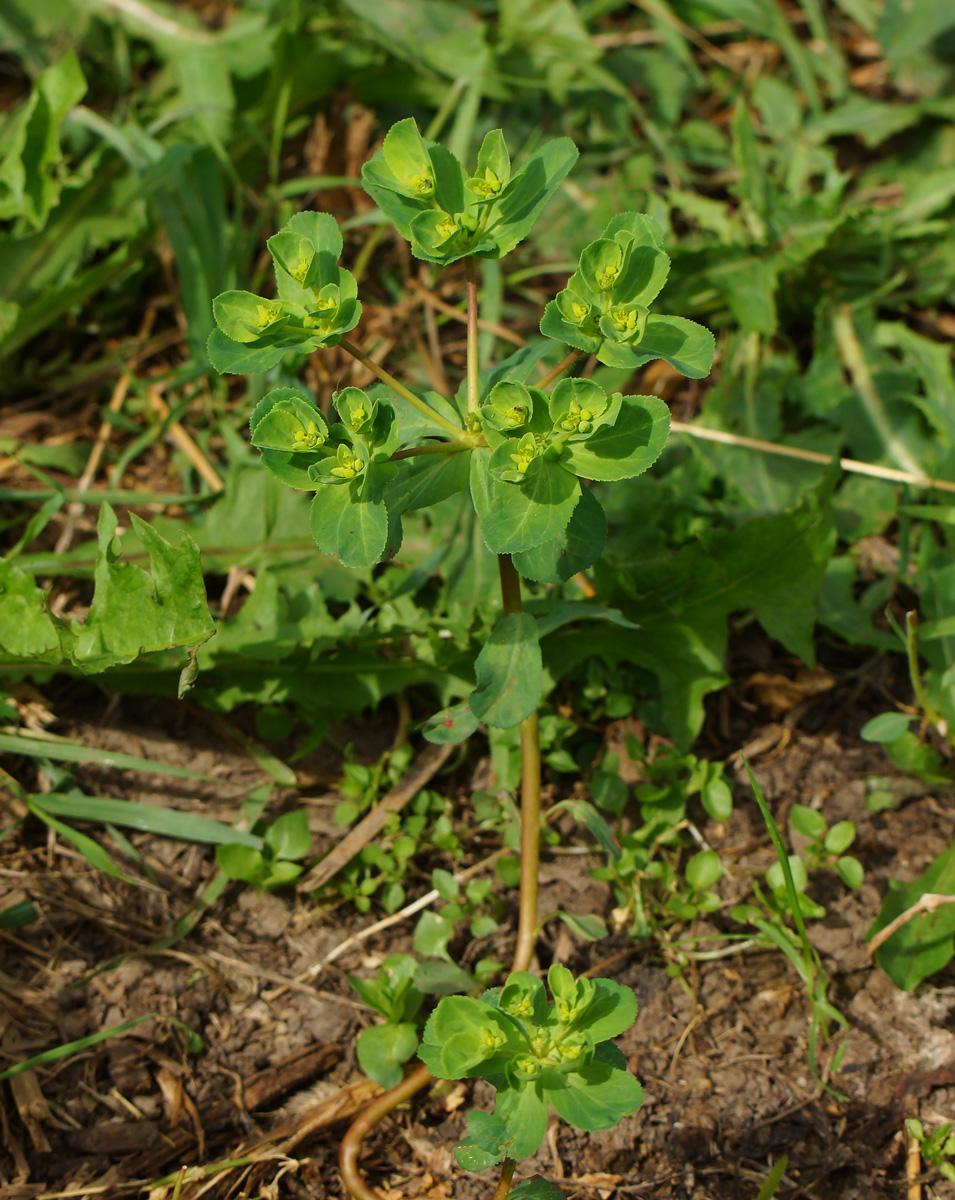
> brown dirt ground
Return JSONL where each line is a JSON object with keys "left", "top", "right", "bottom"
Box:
{"left": 3, "top": 674, "right": 955, "bottom": 1200}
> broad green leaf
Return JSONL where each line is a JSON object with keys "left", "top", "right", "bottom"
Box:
{"left": 685, "top": 850, "right": 723, "bottom": 890}
{"left": 563, "top": 396, "right": 669, "bottom": 482}
{"left": 309, "top": 480, "right": 388, "bottom": 569}
{"left": 597, "top": 315, "right": 715, "bottom": 379}
{"left": 512, "top": 486, "right": 606, "bottom": 584}
{"left": 483, "top": 138, "right": 579, "bottom": 258}
{"left": 701, "top": 777, "right": 733, "bottom": 821}
{"left": 470, "top": 613, "right": 541, "bottom": 729}
{"left": 790, "top": 805, "right": 827, "bottom": 839}
{"left": 493, "top": 1079, "right": 549, "bottom": 1160}
{"left": 413, "top": 910, "right": 454, "bottom": 959}
{"left": 213, "top": 290, "right": 290, "bottom": 344}
{"left": 413, "top": 961, "right": 477, "bottom": 995}
{"left": 356, "top": 1023, "right": 419, "bottom": 1090}
{"left": 453, "top": 1109, "right": 511, "bottom": 1172}
{"left": 565, "top": 978, "right": 637, "bottom": 1042}
{"left": 546, "top": 1048, "right": 643, "bottom": 1131}
{"left": 419, "top": 996, "right": 526, "bottom": 1078}
{"left": 0, "top": 50, "right": 87, "bottom": 229}
{"left": 71, "top": 506, "right": 214, "bottom": 673}
{"left": 206, "top": 329, "right": 286, "bottom": 375}
{"left": 422, "top": 701, "right": 480, "bottom": 745}
{"left": 0, "top": 559, "right": 64, "bottom": 662}
{"left": 539, "top": 299, "right": 602, "bottom": 354}
{"left": 544, "top": 502, "right": 835, "bottom": 748}
{"left": 860, "top": 712, "right": 913, "bottom": 743}
{"left": 510, "top": 1181, "right": 566, "bottom": 1200}
{"left": 216, "top": 843, "right": 265, "bottom": 884}
{"left": 869, "top": 842, "right": 955, "bottom": 990}
{"left": 478, "top": 462, "right": 581, "bottom": 555}
{"left": 264, "top": 810, "right": 311, "bottom": 860}
{"left": 531, "top": 601, "right": 639, "bottom": 639}
{"left": 250, "top": 387, "right": 329, "bottom": 453}
{"left": 385, "top": 449, "right": 470, "bottom": 514}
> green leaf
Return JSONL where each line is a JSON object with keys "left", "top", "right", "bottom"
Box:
{"left": 823, "top": 820, "right": 855, "bottom": 855}
{"left": 0, "top": 50, "right": 87, "bottom": 230}
{"left": 419, "top": 995, "right": 526, "bottom": 1078}
{"left": 216, "top": 843, "right": 266, "bottom": 885}
{"left": 385, "top": 450, "right": 470, "bottom": 514}
{"left": 685, "top": 850, "right": 722, "bottom": 890}
{"left": 470, "top": 613, "right": 542, "bottom": 729}
{"left": 70, "top": 506, "right": 214, "bottom": 673}
{"left": 544, "top": 502, "right": 835, "bottom": 748}
{"left": 546, "top": 1048, "right": 643, "bottom": 1132}
{"left": 493, "top": 1078, "right": 549, "bottom": 1160}
{"left": 423, "top": 701, "right": 480, "bottom": 745}
{"left": 512, "top": 485, "right": 606, "bottom": 584}
{"left": 836, "top": 856, "right": 864, "bottom": 889}
{"left": 539, "top": 299, "right": 602, "bottom": 355}
{"left": 562, "top": 396, "right": 670, "bottom": 483}
{"left": 597, "top": 315, "right": 715, "bottom": 379}
{"left": 453, "top": 1109, "right": 511, "bottom": 1172}
{"left": 549, "top": 799, "right": 620, "bottom": 860}
{"left": 551, "top": 911, "right": 608, "bottom": 941}
{"left": 413, "top": 960, "right": 477, "bottom": 995}
{"left": 477, "top": 460, "right": 581, "bottom": 555}
{"left": 860, "top": 712, "right": 913, "bottom": 743}
{"left": 28, "top": 801, "right": 132, "bottom": 883}
{"left": 0, "top": 559, "right": 65, "bottom": 662}
{"left": 483, "top": 138, "right": 579, "bottom": 258}
{"left": 790, "top": 805, "right": 827, "bottom": 840}
{"left": 701, "top": 777, "right": 733, "bottom": 822}
{"left": 356, "top": 1023, "right": 419, "bottom": 1090}
{"left": 213, "top": 290, "right": 291, "bottom": 344}
{"left": 869, "top": 841, "right": 955, "bottom": 990}
{"left": 413, "top": 910, "right": 455, "bottom": 959}
{"left": 510, "top": 1181, "right": 566, "bottom": 1200}
{"left": 264, "top": 810, "right": 311, "bottom": 861}
{"left": 309, "top": 478, "right": 389, "bottom": 569}
{"left": 31, "top": 792, "right": 262, "bottom": 850}
{"left": 250, "top": 387, "right": 329, "bottom": 454}
{"left": 206, "top": 329, "right": 286, "bottom": 375}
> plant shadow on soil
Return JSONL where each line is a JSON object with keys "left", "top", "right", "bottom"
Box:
{"left": 3, "top": 643, "right": 955, "bottom": 1200}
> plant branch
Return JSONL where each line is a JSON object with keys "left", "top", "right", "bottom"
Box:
{"left": 537, "top": 349, "right": 583, "bottom": 389}
{"left": 391, "top": 440, "right": 471, "bottom": 461}
{"left": 868, "top": 892, "right": 955, "bottom": 957}
{"left": 669, "top": 420, "right": 955, "bottom": 494}
{"left": 465, "top": 258, "right": 480, "bottom": 413}
{"left": 338, "top": 338, "right": 463, "bottom": 438}
{"left": 903, "top": 612, "right": 948, "bottom": 737}
{"left": 498, "top": 553, "right": 541, "bottom": 975}
{"left": 338, "top": 560, "right": 543, "bottom": 1200}
{"left": 491, "top": 1157, "right": 517, "bottom": 1200}
{"left": 340, "top": 1062, "right": 433, "bottom": 1200}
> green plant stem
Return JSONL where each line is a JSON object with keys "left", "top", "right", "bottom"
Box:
{"left": 465, "top": 257, "right": 480, "bottom": 412}
{"left": 904, "top": 611, "right": 947, "bottom": 735}
{"left": 391, "top": 441, "right": 470, "bottom": 461}
{"left": 498, "top": 553, "right": 541, "bottom": 975}
{"left": 537, "top": 348, "right": 583, "bottom": 389}
{"left": 491, "top": 1157, "right": 517, "bottom": 1200}
{"left": 338, "top": 338, "right": 463, "bottom": 438}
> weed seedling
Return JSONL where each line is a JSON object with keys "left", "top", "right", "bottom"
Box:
{"left": 210, "top": 118, "right": 714, "bottom": 1200}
